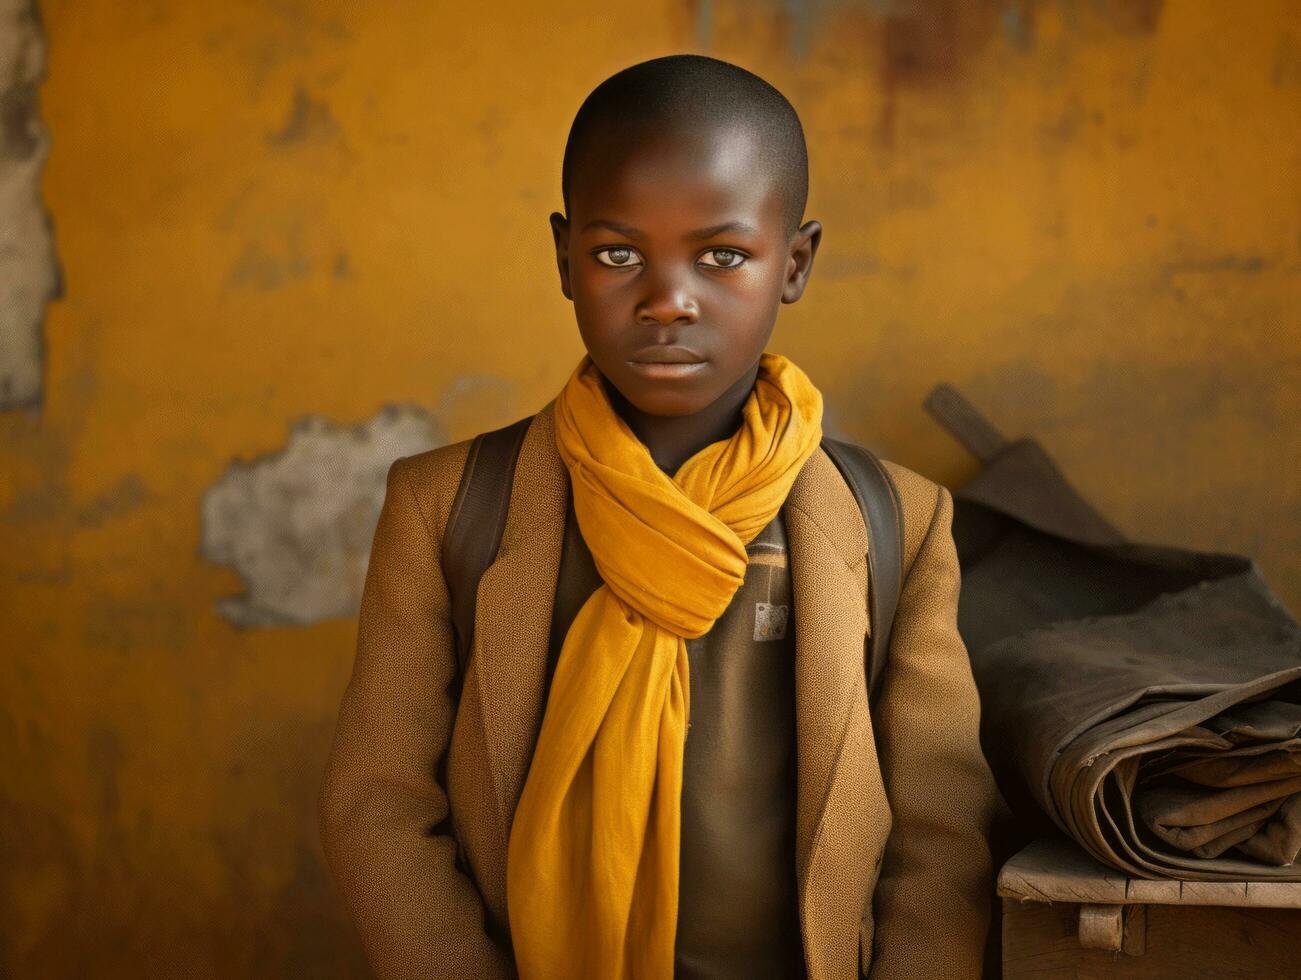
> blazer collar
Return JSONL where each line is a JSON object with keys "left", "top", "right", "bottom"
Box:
{"left": 471, "top": 401, "right": 879, "bottom": 978}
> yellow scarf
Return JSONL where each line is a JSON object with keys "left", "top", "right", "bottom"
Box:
{"left": 505, "top": 351, "right": 824, "bottom": 979}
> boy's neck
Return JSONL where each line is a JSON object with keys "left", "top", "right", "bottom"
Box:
{"left": 601, "top": 361, "right": 762, "bottom": 476}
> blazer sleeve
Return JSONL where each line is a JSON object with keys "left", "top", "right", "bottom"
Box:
{"left": 318, "top": 454, "right": 514, "bottom": 980}
{"left": 867, "top": 482, "right": 998, "bottom": 980}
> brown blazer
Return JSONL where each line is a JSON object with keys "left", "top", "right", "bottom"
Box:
{"left": 319, "top": 400, "right": 998, "bottom": 980}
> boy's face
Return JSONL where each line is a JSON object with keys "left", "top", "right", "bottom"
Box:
{"left": 552, "top": 121, "right": 820, "bottom": 418}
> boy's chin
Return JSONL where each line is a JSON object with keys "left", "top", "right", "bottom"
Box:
{"left": 601, "top": 371, "right": 723, "bottom": 419}
{"left": 612, "top": 385, "right": 707, "bottom": 418}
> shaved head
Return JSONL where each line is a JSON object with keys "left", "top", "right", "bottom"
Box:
{"left": 561, "top": 55, "right": 809, "bottom": 236}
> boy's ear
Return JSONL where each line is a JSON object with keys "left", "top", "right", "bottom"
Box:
{"left": 781, "top": 219, "right": 822, "bottom": 304}
{"left": 550, "top": 211, "right": 573, "bottom": 301}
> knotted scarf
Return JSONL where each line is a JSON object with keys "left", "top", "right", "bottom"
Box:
{"left": 505, "top": 351, "right": 824, "bottom": 979}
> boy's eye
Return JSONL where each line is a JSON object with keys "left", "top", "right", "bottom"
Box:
{"left": 698, "top": 248, "right": 746, "bottom": 269}
{"left": 594, "top": 246, "right": 642, "bottom": 268}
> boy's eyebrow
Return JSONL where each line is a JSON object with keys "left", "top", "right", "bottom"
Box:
{"left": 581, "top": 219, "right": 643, "bottom": 238}
{"left": 580, "top": 219, "right": 760, "bottom": 240}
{"left": 684, "top": 221, "right": 759, "bottom": 240}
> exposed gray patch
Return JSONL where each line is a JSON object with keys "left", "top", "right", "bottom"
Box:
{"left": 202, "top": 375, "right": 519, "bottom": 628}
{"left": 0, "top": 64, "right": 37, "bottom": 159}
{"left": 267, "top": 85, "right": 341, "bottom": 146}
{"left": 0, "top": 0, "right": 60, "bottom": 411}
{"left": 201, "top": 405, "right": 447, "bottom": 628}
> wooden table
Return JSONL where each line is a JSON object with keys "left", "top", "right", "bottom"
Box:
{"left": 998, "top": 836, "right": 1301, "bottom": 978}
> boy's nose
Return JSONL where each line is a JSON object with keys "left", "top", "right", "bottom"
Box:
{"left": 635, "top": 269, "right": 699, "bottom": 326}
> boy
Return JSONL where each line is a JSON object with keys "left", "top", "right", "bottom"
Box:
{"left": 319, "top": 55, "right": 997, "bottom": 980}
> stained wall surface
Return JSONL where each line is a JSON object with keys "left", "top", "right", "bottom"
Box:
{"left": 2, "top": 1, "right": 1298, "bottom": 975}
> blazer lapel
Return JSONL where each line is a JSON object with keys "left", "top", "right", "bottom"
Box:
{"left": 784, "top": 447, "right": 891, "bottom": 979}
{"left": 471, "top": 401, "right": 569, "bottom": 848}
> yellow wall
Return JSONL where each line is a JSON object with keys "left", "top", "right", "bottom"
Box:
{"left": 3, "top": 1, "right": 1298, "bottom": 974}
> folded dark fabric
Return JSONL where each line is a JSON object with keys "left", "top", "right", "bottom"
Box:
{"left": 926, "top": 385, "right": 1301, "bottom": 880}
{"left": 1134, "top": 700, "right": 1301, "bottom": 864}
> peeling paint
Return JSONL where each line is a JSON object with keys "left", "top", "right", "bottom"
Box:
{"left": 201, "top": 404, "right": 444, "bottom": 627}
{"left": 0, "top": 0, "right": 59, "bottom": 411}
{"left": 200, "top": 374, "right": 517, "bottom": 628}
{"left": 0, "top": 68, "right": 37, "bottom": 159}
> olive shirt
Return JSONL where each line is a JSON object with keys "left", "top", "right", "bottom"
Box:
{"left": 547, "top": 495, "right": 806, "bottom": 979}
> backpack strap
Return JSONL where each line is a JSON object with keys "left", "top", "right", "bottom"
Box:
{"left": 819, "top": 438, "right": 905, "bottom": 705}
{"left": 441, "top": 414, "right": 535, "bottom": 681}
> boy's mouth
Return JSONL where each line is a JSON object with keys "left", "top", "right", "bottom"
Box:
{"left": 628, "top": 344, "right": 705, "bottom": 364}
{"left": 627, "top": 345, "right": 708, "bottom": 380}
{"left": 626, "top": 361, "right": 708, "bottom": 380}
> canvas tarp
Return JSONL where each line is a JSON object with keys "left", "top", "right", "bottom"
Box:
{"left": 925, "top": 385, "right": 1301, "bottom": 880}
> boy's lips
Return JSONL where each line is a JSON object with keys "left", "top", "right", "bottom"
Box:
{"left": 626, "top": 361, "right": 708, "bottom": 380}
{"left": 628, "top": 345, "right": 705, "bottom": 364}
{"left": 627, "top": 345, "right": 708, "bottom": 380}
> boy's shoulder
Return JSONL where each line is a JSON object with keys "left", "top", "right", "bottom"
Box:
{"left": 399, "top": 435, "right": 475, "bottom": 489}
{"left": 818, "top": 443, "right": 949, "bottom": 572}
{"left": 385, "top": 437, "right": 475, "bottom": 544}
{"left": 873, "top": 455, "right": 951, "bottom": 572}
{"left": 875, "top": 456, "right": 945, "bottom": 514}
{"left": 819, "top": 438, "right": 944, "bottom": 516}
{"left": 390, "top": 403, "right": 556, "bottom": 539}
